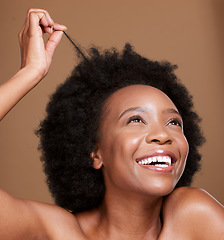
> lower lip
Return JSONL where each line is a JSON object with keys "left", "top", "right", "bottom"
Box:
{"left": 137, "top": 163, "right": 175, "bottom": 173}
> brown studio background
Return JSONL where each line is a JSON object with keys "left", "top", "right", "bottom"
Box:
{"left": 0, "top": 0, "right": 223, "bottom": 205}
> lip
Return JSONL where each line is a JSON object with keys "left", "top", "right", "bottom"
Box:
{"left": 137, "top": 164, "right": 175, "bottom": 173}
{"left": 135, "top": 150, "right": 177, "bottom": 173}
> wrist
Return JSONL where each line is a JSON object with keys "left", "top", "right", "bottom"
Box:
{"left": 19, "top": 65, "right": 47, "bottom": 86}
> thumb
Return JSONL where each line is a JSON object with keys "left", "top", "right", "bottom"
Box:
{"left": 45, "top": 30, "right": 64, "bottom": 57}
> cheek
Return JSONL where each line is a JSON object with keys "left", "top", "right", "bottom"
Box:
{"left": 100, "top": 131, "right": 145, "bottom": 188}
{"left": 100, "top": 130, "right": 143, "bottom": 168}
{"left": 116, "top": 132, "right": 143, "bottom": 160}
{"left": 182, "top": 136, "right": 189, "bottom": 158}
{"left": 175, "top": 136, "right": 189, "bottom": 182}
{"left": 176, "top": 134, "right": 189, "bottom": 162}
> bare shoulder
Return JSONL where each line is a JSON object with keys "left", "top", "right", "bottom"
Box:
{"left": 29, "top": 199, "right": 84, "bottom": 239}
{"left": 162, "top": 187, "right": 224, "bottom": 240}
{"left": 0, "top": 189, "right": 84, "bottom": 240}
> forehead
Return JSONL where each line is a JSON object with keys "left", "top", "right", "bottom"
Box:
{"left": 104, "top": 84, "right": 177, "bottom": 114}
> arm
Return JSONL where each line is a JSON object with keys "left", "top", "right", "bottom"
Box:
{"left": 0, "top": 189, "right": 45, "bottom": 239}
{"left": 0, "top": 188, "right": 82, "bottom": 240}
{"left": 0, "top": 9, "right": 67, "bottom": 239}
{"left": 0, "top": 8, "right": 67, "bottom": 120}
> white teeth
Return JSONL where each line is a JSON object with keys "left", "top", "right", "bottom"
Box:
{"left": 137, "top": 156, "right": 172, "bottom": 167}
{"left": 155, "top": 164, "right": 168, "bottom": 167}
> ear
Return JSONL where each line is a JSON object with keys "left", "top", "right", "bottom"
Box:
{"left": 91, "top": 150, "right": 103, "bottom": 170}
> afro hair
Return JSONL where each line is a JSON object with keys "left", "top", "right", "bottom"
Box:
{"left": 37, "top": 43, "right": 205, "bottom": 213}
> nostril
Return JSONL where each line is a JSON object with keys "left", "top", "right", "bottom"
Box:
{"left": 147, "top": 138, "right": 172, "bottom": 145}
{"left": 151, "top": 139, "right": 160, "bottom": 143}
{"left": 166, "top": 139, "right": 172, "bottom": 144}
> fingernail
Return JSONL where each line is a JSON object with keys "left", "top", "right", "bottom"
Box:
{"left": 50, "top": 26, "right": 54, "bottom": 33}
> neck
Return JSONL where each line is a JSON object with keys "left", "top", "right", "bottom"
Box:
{"left": 96, "top": 191, "right": 163, "bottom": 240}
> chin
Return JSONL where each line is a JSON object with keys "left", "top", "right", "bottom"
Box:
{"left": 143, "top": 178, "right": 178, "bottom": 198}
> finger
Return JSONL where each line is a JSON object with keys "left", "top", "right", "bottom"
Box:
{"left": 41, "top": 23, "right": 67, "bottom": 35}
{"left": 18, "top": 10, "right": 32, "bottom": 36}
{"left": 42, "top": 26, "right": 54, "bottom": 35}
{"left": 28, "top": 11, "right": 46, "bottom": 36}
{"left": 40, "top": 11, "right": 54, "bottom": 26}
{"left": 30, "top": 12, "right": 55, "bottom": 35}
{"left": 27, "top": 8, "right": 48, "bottom": 14}
{"left": 18, "top": 25, "right": 25, "bottom": 43}
{"left": 52, "top": 22, "right": 67, "bottom": 31}
{"left": 39, "top": 14, "right": 54, "bottom": 29}
{"left": 45, "top": 31, "right": 64, "bottom": 57}
{"left": 23, "top": 9, "right": 54, "bottom": 36}
{"left": 23, "top": 8, "right": 48, "bottom": 33}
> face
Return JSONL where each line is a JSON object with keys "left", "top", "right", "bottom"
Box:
{"left": 94, "top": 85, "right": 189, "bottom": 198}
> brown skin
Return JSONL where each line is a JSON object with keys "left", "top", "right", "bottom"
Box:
{"left": 87, "top": 85, "right": 189, "bottom": 239}
{"left": 0, "top": 9, "right": 223, "bottom": 240}
{"left": 94, "top": 85, "right": 188, "bottom": 197}
{"left": 1, "top": 186, "right": 223, "bottom": 239}
{"left": 0, "top": 8, "right": 67, "bottom": 120}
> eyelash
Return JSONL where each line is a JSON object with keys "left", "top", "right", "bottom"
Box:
{"left": 126, "top": 116, "right": 182, "bottom": 128}
{"left": 127, "top": 115, "right": 145, "bottom": 124}
{"left": 168, "top": 118, "right": 182, "bottom": 128}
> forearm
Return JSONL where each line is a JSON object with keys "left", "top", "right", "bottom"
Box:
{"left": 0, "top": 9, "right": 66, "bottom": 121}
{"left": 0, "top": 67, "right": 42, "bottom": 120}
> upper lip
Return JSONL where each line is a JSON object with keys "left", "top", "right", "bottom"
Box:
{"left": 136, "top": 150, "right": 178, "bottom": 164}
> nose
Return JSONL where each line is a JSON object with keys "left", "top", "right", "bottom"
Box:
{"left": 145, "top": 125, "right": 173, "bottom": 145}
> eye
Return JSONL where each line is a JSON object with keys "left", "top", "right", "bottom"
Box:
{"left": 168, "top": 118, "right": 182, "bottom": 128}
{"left": 126, "top": 115, "right": 145, "bottom": 124}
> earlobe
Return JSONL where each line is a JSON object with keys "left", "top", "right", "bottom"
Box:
{"left": 91, "top": 152, "right": 103, "bottom": 169}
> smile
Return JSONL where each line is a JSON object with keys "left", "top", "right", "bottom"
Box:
{"left": 136, "top": 150, "right": 177, "bottom": 173}
{"left": 137, "top": 156, "right": 171, "bottom": 167}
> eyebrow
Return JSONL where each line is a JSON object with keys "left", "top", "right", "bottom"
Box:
{"left": 162, "top": 108, "right": 182, "bottom": 117}
{"left": 162, "top": 108, "right": 182, "bottom": 119}
{"left": 118, "top": 107, "right": 148, "bottom": 119}
{"left": 118, "top": 107, "right": 182, "bottom": 120}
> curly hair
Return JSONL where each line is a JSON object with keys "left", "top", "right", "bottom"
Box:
{"left": 36, "top": 43, "right": 205, "bottom": 213}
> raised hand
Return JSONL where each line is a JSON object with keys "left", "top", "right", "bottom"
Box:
{"left": 19, "top": 8, "right": 67, "bottom": 79}
{"left": 0, "top": 9, "right": 67, "bottom": 120}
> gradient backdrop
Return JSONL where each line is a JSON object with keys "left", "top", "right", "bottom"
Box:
{"left": 0, "top": 0, "right": 223, "bottom": 205}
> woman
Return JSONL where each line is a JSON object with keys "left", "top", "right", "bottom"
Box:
{"left": 0, "top": 9, "right": 223, "bottom": 240}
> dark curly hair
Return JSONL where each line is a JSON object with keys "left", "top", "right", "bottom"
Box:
{"left": 37, "top": 43, "right": 205, "bottom": 214}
